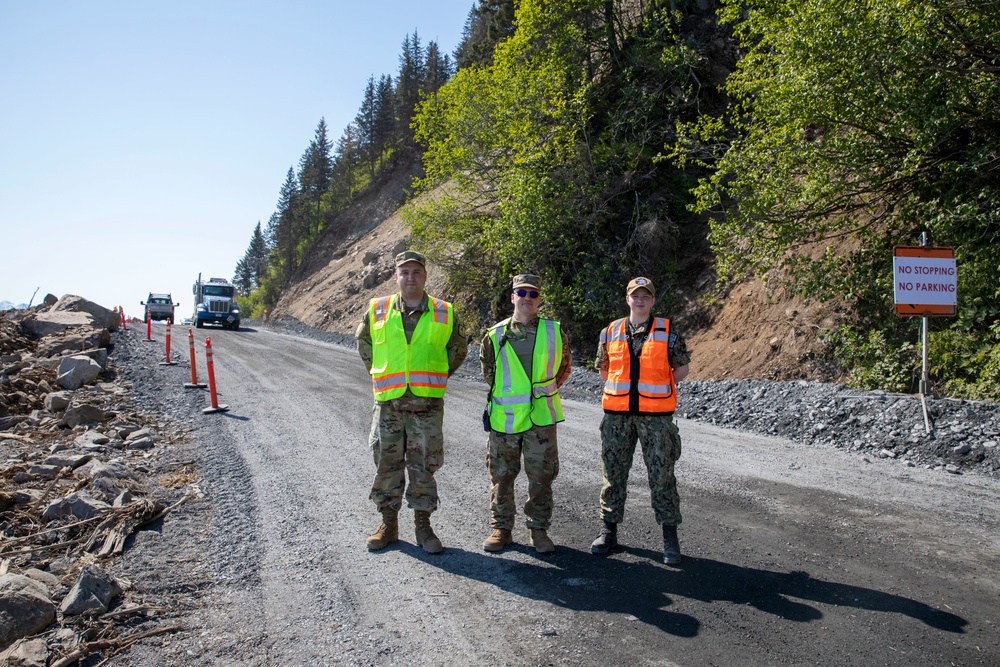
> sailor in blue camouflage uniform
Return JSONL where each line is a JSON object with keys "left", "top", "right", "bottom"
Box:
{"left": 590, "top": 277, "right": 690, "bottom": 565}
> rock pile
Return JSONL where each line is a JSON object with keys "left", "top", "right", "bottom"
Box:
{"left": 559, "top": 370, "right": 1000, "bottom": 476}
{"left": 1, "top": 297, "right": 192, "bottom": 665}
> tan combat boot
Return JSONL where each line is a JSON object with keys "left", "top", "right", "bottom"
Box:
{"left": 414, "top": 510, "right": 443, "bottom": 554}
{"left": 529, "top": 528, "right": 555, "bottom": 554}
{"left": 365, "top": 508, "right": 398, "bottom": 551}
{"left": 483, "top": 529, "right": 513, "bottom": 552}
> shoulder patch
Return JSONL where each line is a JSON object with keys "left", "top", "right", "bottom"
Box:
{"left": 668, "top": 331, "right": 678, "bottom": 348}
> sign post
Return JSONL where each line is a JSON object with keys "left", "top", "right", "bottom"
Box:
{"left": 893, "top": 234, "right": 957, "bottom": 431}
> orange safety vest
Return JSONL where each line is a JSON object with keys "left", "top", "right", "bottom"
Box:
{"left": 368, "top": 294, "right": 453, "bottom": 401}
{"left": 601, "top": 317, "right": 677, "bottom": 414}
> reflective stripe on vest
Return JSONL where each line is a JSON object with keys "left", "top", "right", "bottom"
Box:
{"left": 601, "top": 317, "right": 677, "bottom": 414}
{"left": 489, "top": 319, "right": 564, "bottom": 433}
{"left": 368, "top": 294, "right": 453, "bottom": 401}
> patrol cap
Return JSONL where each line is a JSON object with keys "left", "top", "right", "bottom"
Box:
{"left": 512, "top": 273, "right": 541, "bottom": 290}
{"left": 394, "top": 250, "right": 426, "bottom": 267}
{"left": 626, "top": 277, "right": 655, "bottom": 298}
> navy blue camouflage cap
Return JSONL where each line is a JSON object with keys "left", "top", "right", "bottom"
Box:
{"left": 512, "top": 273, "right": 541, "bottom": 290}
{"left": 394, "top": 250, "right": 426, "bottom": 267}
{"left": 626, "top": 277, "right": 655, "bottom": 298}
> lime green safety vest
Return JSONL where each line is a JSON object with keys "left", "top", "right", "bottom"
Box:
{"left": 369, "top": 294, "right": 453, "bottom": 401}
{"left": 488, "top": 318, "right": 564, "bottom": 433}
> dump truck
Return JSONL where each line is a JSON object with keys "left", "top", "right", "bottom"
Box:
{"left": 192, "top": 274, "right": 240, "bottom": 330}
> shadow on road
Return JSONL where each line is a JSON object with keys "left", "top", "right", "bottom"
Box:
{"left": 411, "top": 543, "right": 966, "bottom": 638}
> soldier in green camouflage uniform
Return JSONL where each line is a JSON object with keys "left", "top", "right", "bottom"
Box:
{"left": 591, "top": 277, "right": 690, "bottom": 565}
{"left": 357, "top": 251, "right": 467, "bottom": 553}
{"left": 480, "top": 274, "right": 572, "bottom": 554}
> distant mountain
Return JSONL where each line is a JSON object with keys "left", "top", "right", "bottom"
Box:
{"left": 0, "top": 300, "right": 29, "bottom": 311}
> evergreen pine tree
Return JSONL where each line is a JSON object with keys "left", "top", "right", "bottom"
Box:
{"left": 454, "top": 0, "right": 515, "bottom": 69}
{"left": 424, "top": 41, "right": 452, "bottom": 93}
{"left": 330, "top": 123, "right": 362, "bottom": 205}
{"left": 395, "top": 31, "right": 426, "bottom": 147}
{"left": 356, "top": 76, "right": 379, "bottom": 177}
{"left": 374, "top": 74, "right": 396, "bottom": 166}
{"left": 266, "top": 167, "right": 299, "bottom": 273}
{"left": 297, "top": 118, "right": 333, "bottom": 237}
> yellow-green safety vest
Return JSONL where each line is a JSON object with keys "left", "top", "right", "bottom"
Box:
{"left": 369, "top": 294, "right": 453, "bottom": 401}
{"left": 488, "top": 318, "right": 564, "bottom": 433}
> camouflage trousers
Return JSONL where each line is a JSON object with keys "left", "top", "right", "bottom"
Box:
{"left": 486, "top": 424, "right": 559, "bottom": 530}
{"left": 369, "top": 401, "right": 444, "bottom": 513}
{"left": 599, "top": 413, "right": 682, "bottom": 526}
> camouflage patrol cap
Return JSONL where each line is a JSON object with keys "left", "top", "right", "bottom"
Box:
{"left": 394, "top": 250, "right": 426, "bottom": 267}
{"left": 512, "top": 273, "right": 541, "bottom": 290}
{"left": 626, "top": 276, "right": 655, "bottom": 298}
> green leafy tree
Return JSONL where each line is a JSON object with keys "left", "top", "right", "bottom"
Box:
{"left": 409, "top": 0, "right": 716, "bottom": 336}
{"left": 678, "top": 0, "right": 1000, "bottom": 395}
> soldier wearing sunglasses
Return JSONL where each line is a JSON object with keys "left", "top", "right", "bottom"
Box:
{"left": 480, "top": 273, "right": 572, "bottom": 553}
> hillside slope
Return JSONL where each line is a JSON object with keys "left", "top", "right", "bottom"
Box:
{"left": 271, "top": 168, "right": 844, "bottom": 383}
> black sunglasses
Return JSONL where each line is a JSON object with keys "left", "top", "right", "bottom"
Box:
{"left": 514, "top": 289, "right": 539, "bottom": 298}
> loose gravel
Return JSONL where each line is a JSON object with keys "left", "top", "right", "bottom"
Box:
{"left": 260, "top": 315, "right": 1000, "bottom": 477}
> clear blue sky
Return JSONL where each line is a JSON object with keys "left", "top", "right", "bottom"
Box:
{"left": 0, "top": 0, "right": 473, "bottom": 315}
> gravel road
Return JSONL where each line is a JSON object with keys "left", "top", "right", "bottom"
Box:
{"left": 106, "top": 320, "right": 1000, "bottom": 666}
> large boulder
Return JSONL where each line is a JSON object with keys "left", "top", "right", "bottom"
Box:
{"left": 0, "top": 574, "right": 56, "bottom": 651}
{"left": 56, "top": 355, "right": 102, "bottom": 390}
{"left": 48, "top": 295, "right": 118, "bottom": 332}
{"left": 21, "top": 296, "right": 116, "bottom": 357}
{"left": 56, "top": 354, "right": 101, "bottom": 390}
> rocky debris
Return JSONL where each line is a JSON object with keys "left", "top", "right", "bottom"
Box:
{"left": 557, "top": 369, "right": 1000, "bottom": 475}
{"left": 0, "top": 301, "right": 196, "bottom": 663}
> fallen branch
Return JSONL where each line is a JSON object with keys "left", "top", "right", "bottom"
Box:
{"left": 0, "top": 433, "right": 34, "bottom": 443}
{"left": 101, "top": 604, "right": 168, "bottom": 621}
{"left": 50, "top": 623, "right": 183, "bottom": 667}
{"left": 28, "top": 466, "right": 71, "bottom": 511}
{"left": 0, "top": 514, "right": 104, "bottom": 546}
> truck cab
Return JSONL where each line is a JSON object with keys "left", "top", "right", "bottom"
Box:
{"left": 192, "top": 276, "right": 240, "bottom": 330}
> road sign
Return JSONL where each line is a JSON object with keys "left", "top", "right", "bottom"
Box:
{"left": 893, "top": 246, "right": 957, "bottom": 317}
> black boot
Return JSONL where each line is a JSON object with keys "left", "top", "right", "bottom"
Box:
{"left": 590, "top": 521, "right": 618, "bottom": 555}
{"left": 662, "top": 524, "right": 682, "bottom": 566}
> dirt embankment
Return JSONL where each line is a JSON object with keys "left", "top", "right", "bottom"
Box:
{"left": 270, "top": 167, "right": 845, "bottom": 385}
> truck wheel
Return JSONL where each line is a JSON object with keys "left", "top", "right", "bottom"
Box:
{"left": 196, "top": 320, "right": 204, "bottom": 329}
{"left": 232, "top": 320, "right": 240, "bottom": 331}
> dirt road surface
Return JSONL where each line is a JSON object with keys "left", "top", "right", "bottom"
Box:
{"left": 111, "top": 325, "right": 1000, "bottom": 666}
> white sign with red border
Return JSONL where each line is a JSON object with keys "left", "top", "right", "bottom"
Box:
{"left": 893, "top": 246, "right": 957, "bottom": 317}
